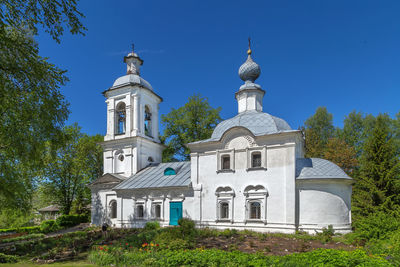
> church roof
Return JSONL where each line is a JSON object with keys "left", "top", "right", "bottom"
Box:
{"left": 190, "top": 110, "right": 294, "bottom": 145}
{"left": 296, "top": 158, "right": 351, "bottom": 180}
{"left": 112, "top": 74, "right": 153, "bottom": 91}
{"left": 113, "top": 161, "right": 191, "bottom": 190}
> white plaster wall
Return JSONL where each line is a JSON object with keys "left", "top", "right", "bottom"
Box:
{"left": 91, "top": 188, "right": 117, "bottom": 226}
{"left": 297, "top": 181, "right": 352, "bottom": 233}
{"left": 193, "top": 142, "right": 296, "bottom": 232}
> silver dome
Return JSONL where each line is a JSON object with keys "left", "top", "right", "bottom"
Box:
{"left": 238, "top": 55, "right": 261, "bottom": 83}
{"left": 112, "top": 74, "right": 153, "bottom": 91}
{"left": 211, "top": 110, "right": 292, "bottom": 140}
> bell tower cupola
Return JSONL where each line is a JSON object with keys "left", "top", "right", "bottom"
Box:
{"left": 235, "top": 38, "right": 265, "bottom": 113}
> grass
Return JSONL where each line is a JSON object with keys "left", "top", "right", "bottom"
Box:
{"left": 0, "top": 261, "right": 95, "bottom": 267}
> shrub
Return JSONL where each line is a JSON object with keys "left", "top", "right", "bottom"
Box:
{"left": 0, "top": 253, "right": 18, "bottom": 263}
{"left": 316, "top": 225, "right": 335, "bottom": 242}
{"left": 351, "top": 210, "right": 400, "bottom": 243}
{"left": 40, "top": 220, "right": 59, "bottom": 233}
{"left": 56, "top": 214, "right": 88, "bottom": 228}
{"left": 144, "top": 221, "right": 160, "bottom": 231}
{"left": 0, "top": 233, "right": 45, "bottom": 244}
{"left": 88, "top": 248, "right": 391, "bottom": 267}
{"left": 178, "top": 218, "right": 196, "bottom": 240}
{"left": 0, "top": 226, "right": 41, "bottom": 234}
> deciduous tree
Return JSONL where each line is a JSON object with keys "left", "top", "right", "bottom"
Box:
{"left": 0, "top": 0, "right": 85, "bottom": 209}
{"left": 161, "top": 94, "right": 222, "bottom": 161}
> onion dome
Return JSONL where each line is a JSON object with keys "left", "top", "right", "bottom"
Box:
{"left": 238, "top": 39, "right": 261, "bottom": 83}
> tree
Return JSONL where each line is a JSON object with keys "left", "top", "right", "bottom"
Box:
{"left": 42, "top": 124, "right": 103, "bottom": 215}
{"left": 303, "top": 107, "right": 335, "bottom": 158}
{"left": 161, "top": 94, "right": 222, "bottom": 161}
{"left": 0, "top": 0, "right": 85, "bottom": 209}
{"left": 323, "top": 137, "right": 358, "bottom": 176}
{"left": 352, "top": 115, "right": 400, "bottom": 218}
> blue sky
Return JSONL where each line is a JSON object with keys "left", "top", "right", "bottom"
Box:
{"left": 36, "top": 0, "right": 400, "bottom": 136}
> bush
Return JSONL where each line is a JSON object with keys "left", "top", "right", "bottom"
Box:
{"left": 144, "top": 221, "right": 160, "bottom": 231}
{"left": 0, "top": 209, "right": 35, "bottom": 229}
{"left": 178, "top": 218, "right": 196, "bottom": 240}
{"left": 0, "top": 233, "right": 45, "bottom": 244}
{"left": 316, "top": 225, "right": 335, "bottom": 242}
{"left": 55, "top": 214, "right": 88, "bottom": 228}
{"left": 352, "top": 210, "right": 400, "bottom": 243}
{"left": 40, "top": 220, "right": 59, "bottom": 233}
{"left": 88, "top": 248, "right": 391, "bottom": 267}
{"left": 0, "top": 252, "right": 18, "bottom": 263}
{"left": 0, "top": 226, "right": 41, "bottom": 234}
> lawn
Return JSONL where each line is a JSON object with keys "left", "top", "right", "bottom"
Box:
{"left": 0, "top": 260, "right": 94, "bottom": 267}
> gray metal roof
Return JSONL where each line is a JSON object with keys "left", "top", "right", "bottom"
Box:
{"left": 38, "top": 204, "right": 60, "bottom": 212}
{"left": 112, "top": 74, "right": 153, "bottom": 90}
{"left": 113, "top": 161, "right": 191, "bottom": 190}
{"left": 296, "top": 158, "right": 351, "bottom": 180}
{"left": 190, "top": 110, "right": 293, "bottom": 145}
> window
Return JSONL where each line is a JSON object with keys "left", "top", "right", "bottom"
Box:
{"left": 215, "top": 186, "right": 235, "bottom": 222}
{"left": 137, "top": 205, "right": 144, "bottom": 218}
{"left": 154, "top": 204, "right": 161, "bottom": 219}
{"left": 116, "top": 102, "right": 126, "bottom": 134}
{"left": 220, "top": 202, "right": 229, "bottom": 219}
{"left": 251, "top": 152, "right": 261, "bottom": 168}
{"left": 221, "top": 155, "right": 230, "bottom": 170}
{"left": 244, "top": 185, "right": 268, "bottom": 222}
{"left": 250, "top": 202, "right": 261, "bottom": 219}
{"left": 109, "top": 200, "right": 117, "bottom": 219}
{"left": 144, "top": 106, "right": 152, "bottom": 137}
{"left": 164, "top": 167, "right": 176, "bottom": 175}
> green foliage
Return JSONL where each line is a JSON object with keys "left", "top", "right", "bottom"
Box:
{"left": 351, "top": 210, "right": 400, "bottom": 242}
{"left": 316, "top": 225, "right": 335, "bottom": 243}
{"left": 88, "top": 247, "right": 390, "bottom": 267}
{"left": 144, "top": 221, "right": 160, "bottom": 231}
{"left": 39, "top": 220, "right": 59, "bottom": 234}
{"left": 0, "top": 233, "right": 44, "bottom": 244}
{"left": 41, "top": 125, "right": 103, "bottom": 214}
{"left": 161, "top": 94, "right": 222, "bottom": 161}
{"left": 0, "top": 252, "right": 18, "bottom": 263}
{"left": 0, "top": 0, "right": 85, "bottom": 211}
{"left": 303, "top": 107, "right": 335, "bottom": 158}
{"left": 178, "top": 218, "right": 197, "bottom": 241}
{"left": 0, "top": 225, "right": 40, "bottom": 234}
{"left": 55, "top": 214, "right": 88, "bottom": 228}
{"left": 0, "top": 209, "right": 35, "bottom": 229}
{"left": 352, "top": 115, "right": 400, "bottom": 218}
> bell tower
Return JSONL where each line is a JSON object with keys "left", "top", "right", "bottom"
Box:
{"left": 101, "top": 46, "right": 164, "bottom": 177}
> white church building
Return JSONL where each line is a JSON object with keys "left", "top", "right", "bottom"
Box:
{"left": 89, "top": 44, "right": 353, "bottom": 234}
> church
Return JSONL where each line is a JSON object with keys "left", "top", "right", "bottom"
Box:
{"left": 89, "top": 44, "right": 353, "bottom": 234}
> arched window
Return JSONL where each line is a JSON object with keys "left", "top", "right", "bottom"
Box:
{"left": 215, "top": 186, "right": 235, "bottom": 222}
{"left": 109, "top": 200, "right": 117, "bottom": 219}
{"left": 164, "top": 167, "right": 176, "bottom": 176}
{"left": 220, "top": 202, "right": 229, "bottom": 219}
{"left": 144, "top": 105, "right": 152, "bottom": 137}
{"left": 155, "top": 204, "right": 161, "bottom": 219}
{"left": 251, "top": 152, "right": 262, "bottom": 168}
{"left": 250, "top": 202, "right": 261, "bottom": 219}
{"left": 137, "top": 204, "right": 144, "bottom": 218}
{"left": 116, "top": 102, "right": 126, "bottom": 134}
{"left": 221, "top": 155, "right": 230, "bottom": 170}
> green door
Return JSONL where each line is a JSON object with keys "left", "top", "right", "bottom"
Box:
{"left": 169, "top": 202, "right": 182, "bottom": 226}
